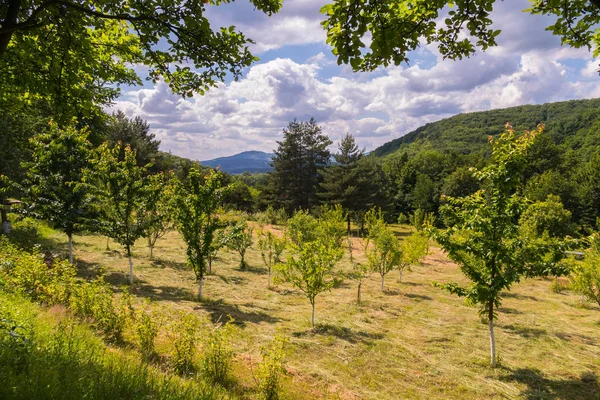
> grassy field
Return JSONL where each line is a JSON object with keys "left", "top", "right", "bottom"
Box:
{"left": 10, "top": 218, "right": 600, "bottom": 399}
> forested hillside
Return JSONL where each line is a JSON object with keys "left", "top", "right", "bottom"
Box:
{"left": 372, "top": 98, "right": 600, "bottom": 158}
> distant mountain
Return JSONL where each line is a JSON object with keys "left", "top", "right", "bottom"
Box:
{"left": 371, "top": 98, "right": 600, "bottom": 158}
{"left": 200, "top": 150, "right": 274, "bottom": 174}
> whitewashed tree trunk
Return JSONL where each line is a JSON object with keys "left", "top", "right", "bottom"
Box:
{"left": 198, "top": 278, "right": 204, "bottom": 301}
{"left": 399, "top": 267, "right": 404, "bottom": 282}
{"left": 488, "top": 303, "right": 496, "bottom": 368}
{"left": 381, "top": 274, "right": 385, "bottom": 291}
{"left": 128, "top": 254, "right": 134, "bottom": 285}
{"left": 68, "top": 233, "right": 73, "bottom": 264}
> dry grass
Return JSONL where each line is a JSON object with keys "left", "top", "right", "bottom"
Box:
{"left": 42, "top": 223, "right": 600, "bottom": 399}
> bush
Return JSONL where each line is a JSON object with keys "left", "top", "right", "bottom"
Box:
{"left": 70, "top": 276, "right": 126, "bottom": 342}
{"left": 410, "top": 209, "right": 435, "bottom": 231}
{"left": 201, "top": 319, "right": 235, "bottom": 385}
{"left": 169, "top": 311, "right": 200, "bottom": 375}
{"left": 571, "top": 251, "right": 600, "bottom": 307}
{"left": 0, "top": 237, "right": 76, "bottom": 305}
{"left": 256, "top": 335, "right": 288, "bottom": 400}
{"left": 135, "top": 301, "right": 160, "bottom": 360}
{"left": 255, "top": 206, "right": 287, "bottom": 226}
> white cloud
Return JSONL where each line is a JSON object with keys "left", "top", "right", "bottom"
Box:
{"left": 111, "top": 0, "right": 600, "bottom": 160}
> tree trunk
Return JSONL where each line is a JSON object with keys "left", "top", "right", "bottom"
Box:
{"left": 0, "top": 0, "right": 21, "bottom": 55}
{"left": 128, "top": 247, "right": 134, "bottom": 285}
{"left": 399, "top": 267, "right": 404, "bottom": 283}
{"left": 208, "top": 254, "right": 212, "bottom": 274}
{"left": 1, "top": 207, "right": 9, "bottom": 235}
{"left": 357, "top": 282, "right": 362, "bottom": 305}
{"left": 68, "top": 233, "right": 73, "bottom": 264}
{"left": 240, "top": 253, "right": 245, "bottom": 270}
{"left": 267, "top": 268, "right": 271, "bottom": 288}
{"left": 347, "top": 213, "right": 351, "bottom": 234}
{"left": 488, "top": 301, "right": 497, "bottom": 368}
{"left": 149, "top": 245, "right": 153, "bottom": 260}
{"left": 106, "top": 237, "right": 110, "bottom": 251}
{"left": 381, "top": 273, "right": 385, "bottom": 291}
{"left": 311, "top": 300, "right": 315, "bottom": 328}
{"left": 198, "top": 278, "right": 204, "bottom": 301}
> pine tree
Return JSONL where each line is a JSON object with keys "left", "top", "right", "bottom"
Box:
{"left": 269, "top": 119, "right": 331, "bottom": 213}
{"left": 320, "top": 134, "right": 386, "bottom": 232}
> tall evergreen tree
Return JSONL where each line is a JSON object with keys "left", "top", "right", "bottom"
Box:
{"left": 320, "top": 134, "right": 388, "bottom": 231}
{"left": 269, "top": 119, "right": 331, "bottom": 213}
{"left": 105, "top": 111, "right": 160, "bottom": 167}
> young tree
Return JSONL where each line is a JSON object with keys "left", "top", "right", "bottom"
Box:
{"left": 398, "top": 232, "right": 429, "bottom": 283}
{"left": 142, "top": 173, "right": 174, "bottom": 260}
{"left": 224, "top": 220, "right": 254, "bottom": 270}
{"left": 431, "top": 125, "right": 569, "bottom": 368}
{"left": 173, "top": 166, "right": 229, "bottom": 301}
{"left": 21, "top": 123, "right": 91, "bottom": 263}
{"left": 277, "top": 211, "right": 344, "bottom": 327}
{"left": 321, "top": 1, "right": 600, "bottom": 73}
{"left": 86, "top": 142, "right": 149, "bottom": 284}
{"left": 572, "top": 232, "right": 600, "bottom": 307}
{"left": 367, "top": 225, "right": 401, "bottom": 292}
{"left": 258, "top": 229, "right": 286, "bottom": 287}
{"left": 269, "top": 119, "right": 332, "bottom": 213}
{"left": 347, "top": 236, "right": 370, "bottom": 304}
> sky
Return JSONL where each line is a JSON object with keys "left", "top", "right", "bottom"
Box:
{"left": 111, "top": 0, "right": 600, "bottom": 161}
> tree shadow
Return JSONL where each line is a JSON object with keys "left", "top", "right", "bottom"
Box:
{"left": 498, "top": 307, "right": 522, "bottom": 315}
{"left": 216, "top": 274, "right": 249, "bottom": 285}
{"left": 151, "top": 257, "right": 187, "bottom": 271}
{"left": 293, "top": 323, "right": 384, "bottom": 344}
{"left": 554, "top": 332, "right": 596, "bottom": 346}
{"left": 404, "top": 293, "right": 433, "bottom": 301}
{"left": 401, "top": 281, "right": 423, "bottom": 287}
{"left": 500, "top": 367, "right": 599, "bottom": 400}
{"left": 502, "top": 292, "right": 538, "bottom": 301}
{"left": 500, "top": 324, "right": 547, "bottom": 338}
{"left": 198, "top": 299, "right": 283, "bottom": 327}
{"left": 135, "top": 283, "right": 194, "bottom": 302}
{"left": 237, "top": 265, "right": 267, "bottom": 275}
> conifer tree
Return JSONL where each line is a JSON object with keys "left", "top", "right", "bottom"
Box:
{"left": 269, "top": 119, "right": 331, "bottom": 213}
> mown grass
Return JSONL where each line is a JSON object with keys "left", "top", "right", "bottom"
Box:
{"left": 6, "top": 216, "right": 600, "bottom": 399}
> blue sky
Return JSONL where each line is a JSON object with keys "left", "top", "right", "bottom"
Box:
{"left": 112, "top": 0, "right": 600, "bottom": 161}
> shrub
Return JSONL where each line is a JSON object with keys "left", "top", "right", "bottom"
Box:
{"left": 256, "top": 335, "right": 288, "bottom": 400}
{"left": 256, "top": 205, "right": 287, "bottom": 226}
{"left": 571, "top": 251, "right": 600, "bottom": 307}
{"left": 70, "top": 276, "right": 125, "bottom": 342}
{"left": 201, "top": 319, "right": 235, "bottom": 385}
{"left": 135, "top": 302, "right": 160, "bottom": 360}
{"left": 0, "top": 237, "right": 76, "bottom": 305}
{"left": 169, "top": 312, "right": 200, "bottom": 375}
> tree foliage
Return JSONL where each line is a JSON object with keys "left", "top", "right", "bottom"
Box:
{"left": 86, "top": 142, "right": 150, "bottom": 284}
{"left": 277, "top": 210, "right": 344, "bottom": 327}
{"left": 0, "top": 0, "right": 283, "bottom": 119}
{"left": 269, "top": 119, "right": 332, "bottom": 213}
{"left": 258, "top": 229, "right": 286, "bottom": 288}
{"left": 320, "top": 0, "right": 600, "bottom": 72}
{"left": 21, "top": 123, "right": 92, "bottom": 262}
{"left": 141, "top": 172, "right": 174, "bottom": 259}
{"left": 224, "top": 220, "right": 253, "bottom": 270}
{"left": 431, "top": 124, "right": 569, "bottom": 367}
{"left": 173, "top": 166, "right": 229, "bottom": 300}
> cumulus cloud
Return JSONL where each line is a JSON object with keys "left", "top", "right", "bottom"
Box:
{"left": 111, "top": 0, "right": 600, "bottom": 160}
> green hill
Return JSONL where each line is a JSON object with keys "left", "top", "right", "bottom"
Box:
{"left": 372, "top": 98, "right": 600, "bottom": 158}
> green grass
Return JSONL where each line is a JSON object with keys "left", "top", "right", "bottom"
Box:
{"left": 4, "top": 217, "right": 600, "bottom": 399}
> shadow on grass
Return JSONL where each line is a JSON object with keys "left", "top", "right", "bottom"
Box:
{"left": 404, "top": 293, "right": 433, "bottom": 301}
{"left": 498, "top": 307, "right": 522, "bottom": 315}
{"left": 151, "top": 257, "right": 187, "bottom": 271}
{"left": 236, "top": 264, "right": 267, "bottom": 275}
{"left": 216, "top": 275, "right": 249, "bottom": 285}
{"left": 198, "top": 299, "right": 283, "bottom": 327}
{"left": 293, "top": 323, "right": 384, "bottom": 344}
{"left": 500, "top": 324, "right": 547, "bottom": 338}
{"left": 502, "top": 292, "right": 538, "bottom": 302}
{"left": 135, "top": 284, "right": 194, "bottom": 302}
{"left": 500, "top": 368, "right": 599, "bottom": 400}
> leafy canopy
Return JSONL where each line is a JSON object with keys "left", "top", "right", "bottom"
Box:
{"left": 0, "top": 0, "right": 283, "bottom": 119}
{"left": 321, "top": 0, "right": 600, "bottom": 72}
